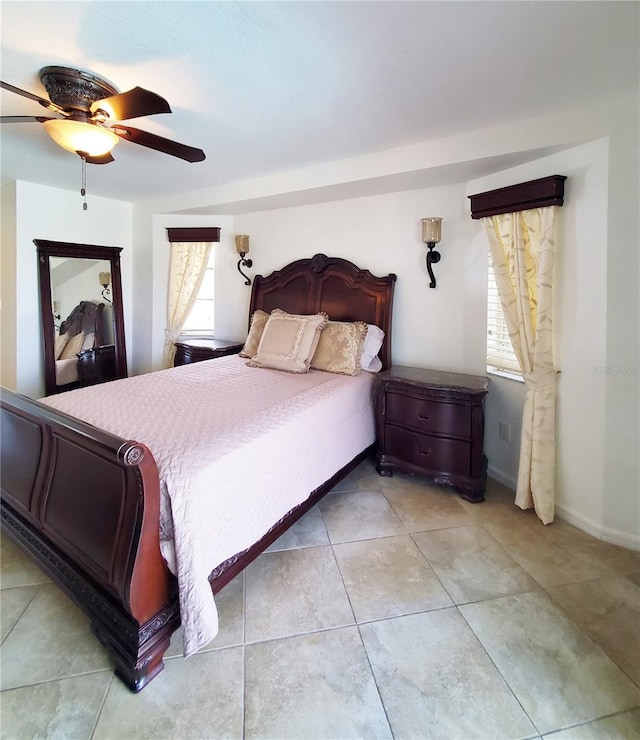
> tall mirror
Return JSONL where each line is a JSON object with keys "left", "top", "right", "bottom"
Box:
{"left": 36, "top": 239, "right": 128, "bottom": 396}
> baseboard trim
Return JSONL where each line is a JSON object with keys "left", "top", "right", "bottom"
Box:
{"left": 487, "top": 465, "right": 517, "bottom": 491}
{"left": 487, "top": 466, "right": 639, "bottom": 552}
{"left": 554, "top": 502, "right": 640, "bottom": 551}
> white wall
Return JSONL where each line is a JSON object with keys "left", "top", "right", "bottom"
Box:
{"left": 4, "top": 181, "right": 132, "bottom": 398}
{"left": 467, "top": 136, "right": 639, "bottom": 548}
{"left": 147, "top": 214, "right": 241, "bottom": 374}
{"left": 233, "top": 183, "right": 485, "bottom": 374}
{"left": 136, "top": 185, "right": 486, "bottom": 375}
{"left": 1, "top": 183, "right": 18, "bottom": 390}
{"left": 128, "top": 99, "right": 637, "bottom": 548}
{"left": 132, "top": 209, "right": 251, "bottom": 376}
{"left": 483, "top": 376, "right": 526, "bottom": 489}
{"left": 602, "top": 100, "right": 640, "bottom": 543}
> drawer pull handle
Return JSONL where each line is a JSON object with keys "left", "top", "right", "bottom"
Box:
{"left": 417, "top": 448, "right": 432, "bottom": 457}
{"left": 418, "top": 414, "right": 431, "bottom": 422}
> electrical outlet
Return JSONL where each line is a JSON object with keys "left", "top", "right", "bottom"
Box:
{"left": 498, "top": 421, "right": 511, "bottom": 442}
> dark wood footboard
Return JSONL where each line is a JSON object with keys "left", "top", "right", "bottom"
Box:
{"left": 0, "top": 388, "right": 179, "bottom": 692}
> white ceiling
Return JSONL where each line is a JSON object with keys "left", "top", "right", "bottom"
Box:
{"left": 1, "top": 1, "right": 638, "bottom": 204}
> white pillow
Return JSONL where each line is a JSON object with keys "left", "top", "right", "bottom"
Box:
{"left": 81, "top": 332, "right": 95, "bottom": 351}
{"left": 59, "top": 332, "right": 85, "bottom": 360}
{"left": 360, "top": 324, "right": 385, "bottom": 373}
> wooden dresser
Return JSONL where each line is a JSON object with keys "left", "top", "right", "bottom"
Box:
{"left": 174, "top": 338, "right": 244, "bottom": 366}
{"left": 375, "top": 365, "right": 489, "bottom": 502}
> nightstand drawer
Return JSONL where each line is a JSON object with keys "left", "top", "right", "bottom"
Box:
{"left": 386, "top": 391, "right": 471, "bottom": 438}
{"left": 385, "top": 426, "right": 471, "bottom": 477}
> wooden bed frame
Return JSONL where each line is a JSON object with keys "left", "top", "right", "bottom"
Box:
{"left": 55, "top": 300, "right": 106, "bottom": 392}
{"left": 1, "top": 254, "right": 396, "bottom": 692}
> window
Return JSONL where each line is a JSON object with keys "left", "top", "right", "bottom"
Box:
{"left": 486, "top": 258, "right": 521, "bottom": 376}
{"left": 180, "top": 250, "right": 215, "bottom": 336}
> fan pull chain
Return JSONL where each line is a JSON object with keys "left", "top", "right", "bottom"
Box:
{"left": 80, "top": 154, "right": 88, "bottom": 210}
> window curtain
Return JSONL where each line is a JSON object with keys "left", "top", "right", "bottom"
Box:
{"left": 482, "top": 207, "right": 558, "bottom": 524}
{"left": 163, "top": 241, "right": 213, "bottom": 368}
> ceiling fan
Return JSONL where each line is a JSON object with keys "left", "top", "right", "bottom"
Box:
{"left": 0, "top": 66, "right": 206, "bottom": 165}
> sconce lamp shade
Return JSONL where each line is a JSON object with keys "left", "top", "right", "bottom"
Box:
{"left": 421, "top": 217, "right": 442, "bottom": 245}
{"left": 235, "top": 235, "right": 253, "bottom": 285}
{"left": 43, "top": 119, "right": 119, "bottom": 157}
{"left": 235, "top": 234, "right": 250, "bottom": 255}
{"left": 99, "top": 271, "right": 111, "bottom": 287}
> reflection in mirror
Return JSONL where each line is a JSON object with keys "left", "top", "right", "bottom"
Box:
{"left": 36, "top": 240, "right": 127, "bottom": 396}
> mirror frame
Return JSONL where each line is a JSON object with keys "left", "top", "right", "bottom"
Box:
{"left": 36, "top": 239, "right": 128, "bottom": 395}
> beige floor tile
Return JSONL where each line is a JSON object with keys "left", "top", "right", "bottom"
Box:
{"left": 1, "top": 536, "right": 51, "bottom": 589}
{"left": 541, "top": 708, "right": 640, "bottom": 739}
{"left": 560, "top": 531, "right": 640, "bottom": 575}
{"left": 334, "top": 535, "right": 452, "bottom": 622}
{"left": 546, "top": 574, "right": 640, "bottom": 687}
{"left": 165, "top": 571, "right": 244, "bottom": 658}
{"left": 245, "top": 546, "right": 354, "bottom": 642}
{"left": 245, "top": 627, "right": 392, "bottom": 739}
{"left": 460, "top": 591, "right": 640, "bottom": 734}
{"left": 319, "top": 489, "right": 406, "bottom": 543}
{"left": 265, "top": 503, "right": 329, "bottom": 551}
{"left": 1, "top": 671, "right": 112, "bottom": 739}
{"left": 1, "top": 585, "right": 39, "bottom": 643}
{"left": 413, "top": 525, "right": 540, "bottom": 604}
{"left": 2, "top": 468, "right": 638, "bottom": 739}
{"left": 458, "top": 478, "right": 538, "bottom": 525}
{"left": 485, "top": 518, "right": 613, "bottom": 587}
{"left": 360, "top": 608, "right": 537, "bottom": 739}
{"left": 93, "top": 646, "right": 244, "bottom": 740}
{"left": 628, "top": 572, "right": 640, "bottom": 588}
{"left": 381, "top": 480, "right": 476, "bottom": 532}
{"left": 0, "top": 583, "right": 113, "bottom": 690}
{"left": 329, "top": 457, "right": 382, "bottom": 493}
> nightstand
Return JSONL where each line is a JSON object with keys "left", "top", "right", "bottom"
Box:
{"left": 375, "top": 365, "right": 489, "bottom": 502}
{"left": 77, "top": 344, "right": 117, "bottom": 386}
{"left": 173, "top": 338, "right": 244, "bottom": 366}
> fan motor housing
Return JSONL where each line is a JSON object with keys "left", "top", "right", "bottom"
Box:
{"left": 40, "top": 66, "right": 119, "bottom": 113}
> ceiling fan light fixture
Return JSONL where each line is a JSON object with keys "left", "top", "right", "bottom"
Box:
{"left": 43, "top": 119, "right": 119, "bottom": 157}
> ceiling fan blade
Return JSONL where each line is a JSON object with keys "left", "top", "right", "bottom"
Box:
{"left": 1, "top": 80, "right": 66, "bottom": 115}
{"left": 84, "top": 152, "right": 115, "bottom": 165}
{"left": 111, "top": 125, "right": 205, "bottom": 162}
{"left": 91, "top": 87, "right": 171, "bottom": 121}
{"left": 1, "top": 115, "right": 54, "bottom": 123}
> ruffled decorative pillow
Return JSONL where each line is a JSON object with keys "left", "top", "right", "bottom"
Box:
{"left": 54, "top": 332, "right": 70, "bottom": 360}
{"left": 248, "top": 310, "right": 328, "bottom": 373}
{"left": 59, "top": 332, "right": 85, "bottom": 360}
{"left": 311, "top": 321, "right": 368, "bottom": 376}
{"left": 239, "top": 310, "right": 270, "bottom": 358}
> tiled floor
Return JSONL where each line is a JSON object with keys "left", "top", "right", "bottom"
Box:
{"left": 2, "top": 460, "right": 639, "bottom": 739}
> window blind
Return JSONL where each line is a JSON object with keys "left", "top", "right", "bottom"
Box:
{"left": 487, "top": 261, "right": 522, "bottom": 375}
{"left": 181, "top": 251, "right": 215, "bottom": 335}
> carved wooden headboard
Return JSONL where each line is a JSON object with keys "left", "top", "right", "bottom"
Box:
{"left": 249, "top": 254, "right": 397, "bottom": 370}
{"left": 59, "top": 301, "right": 106, "bottom": 346}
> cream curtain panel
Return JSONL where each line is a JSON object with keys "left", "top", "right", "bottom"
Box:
{"left": 482, "top": 207, "right": 558, "bottom": 524}
{"left": 163, "top": 241, "right": 213, "bottom": 368}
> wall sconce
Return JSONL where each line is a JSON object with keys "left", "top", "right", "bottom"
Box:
{"left": 52, "top": 300, "right": 61, "bottom": 330}
{"left": 235, "top": 235, "right": 253, "bottom": 286}
{"left": 99, "top": 271, "right": 112, "bottom": 303}
{"left": 421, "top": 217, "right": 443, "bottom": 288}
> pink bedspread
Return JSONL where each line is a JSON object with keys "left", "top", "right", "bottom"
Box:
{"left": 43, "top": 356, "right": 375, "bottom": 654}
